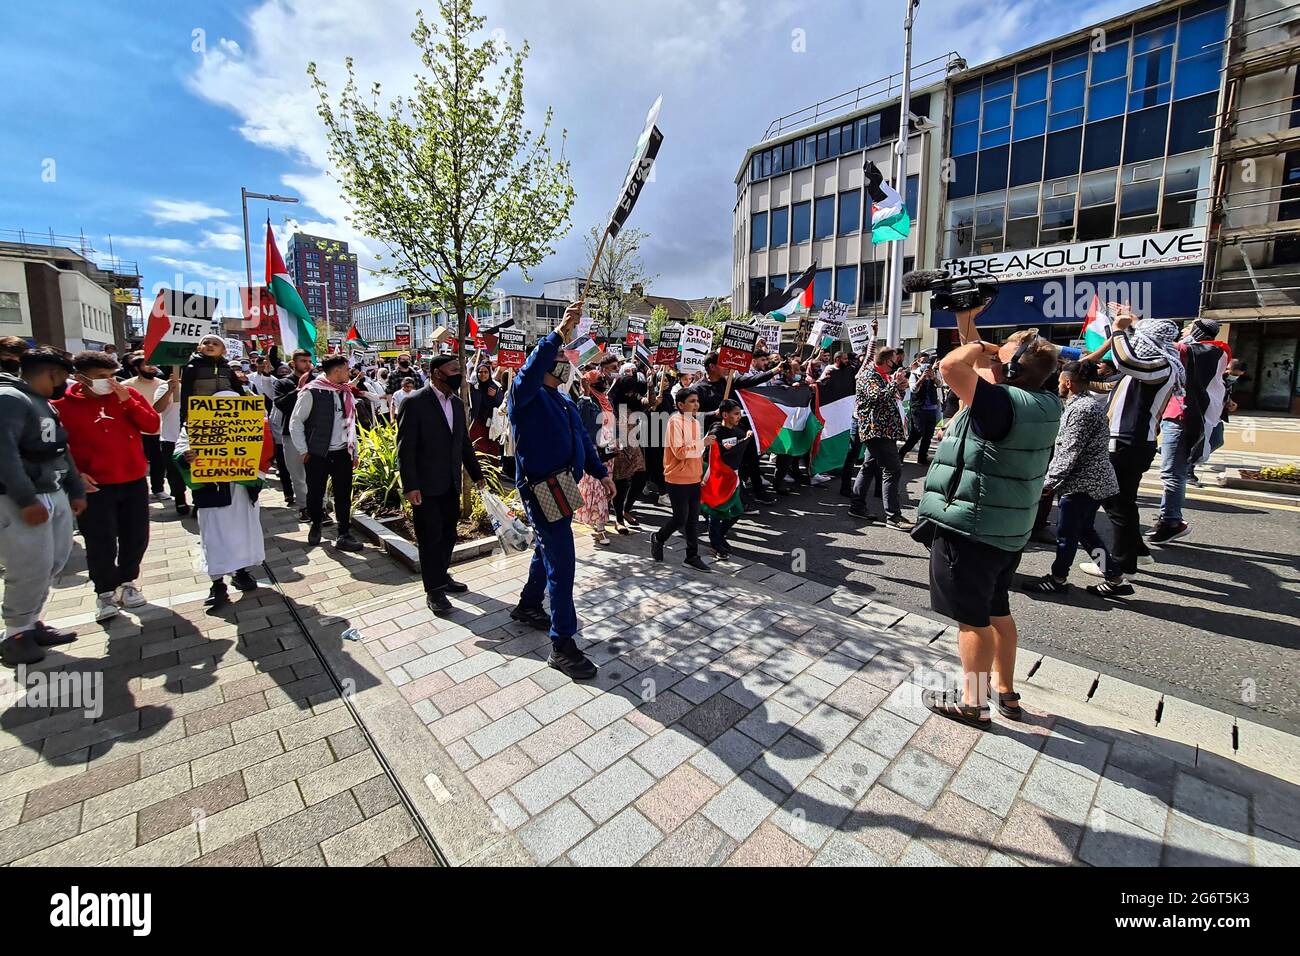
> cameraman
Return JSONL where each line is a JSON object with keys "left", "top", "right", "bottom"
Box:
{"left": 918, "top": 324, "right": 1062, "bottom": 730}
{"left": 899, "top": 355, "right": 941, "bottom": 466}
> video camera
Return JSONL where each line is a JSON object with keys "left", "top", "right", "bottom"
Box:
{"left": 902, "top": 269, "right": 998, "bottom": 313}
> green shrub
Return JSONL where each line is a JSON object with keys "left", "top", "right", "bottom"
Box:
{"left": 352, "top": 420, "right": 406, "bottom": 517}
{"left": 1258, "top": 463, "right": 1300, "bottom": 482}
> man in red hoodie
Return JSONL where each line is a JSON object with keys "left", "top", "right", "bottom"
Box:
{"left": 55, "top": 351, "right": 161, "bottom": 621}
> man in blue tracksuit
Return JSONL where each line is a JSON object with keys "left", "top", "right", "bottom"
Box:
{"left": 509, "top": 303, "right": 614, "bottom": 679}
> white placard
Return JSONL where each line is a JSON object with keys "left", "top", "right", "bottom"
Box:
{"left": 223, "top": 337, "right": 245, "bottom": 361}
{"left": 677, "top": 324, "right": 713, "bottom": 372}
{"left": 846, "top": 320, "right": 875, "bottom": 355}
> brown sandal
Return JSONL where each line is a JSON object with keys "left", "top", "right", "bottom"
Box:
{"left": 922, "top": 688, "right": 991, "bottom": 730}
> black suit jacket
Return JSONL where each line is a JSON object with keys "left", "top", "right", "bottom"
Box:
{"left": 397, "top": 386, "right": 484, "bottom": 498}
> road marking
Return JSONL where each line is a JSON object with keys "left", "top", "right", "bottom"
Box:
{"left": 1138, "top": 482, "right": 1300, "bottom": 513}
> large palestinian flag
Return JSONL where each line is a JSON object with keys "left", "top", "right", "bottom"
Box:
{"left": 700, "top": 442, "right": 744, "bottom": 520}
{"left": 737, "top": 383, "right": 820, "bottom": 457}
{"left": 266, "top": 223, "right": 316, "bottom": 355}
{"left": 864, "top": 158, "right": 910, "bottom": 244}
{"left": 810, "top": 365, "right": 857, "bottom": 474}
{"left": 751, "top": 264, "right": 815, "bottom": 321}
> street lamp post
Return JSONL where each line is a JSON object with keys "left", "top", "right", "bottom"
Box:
{"left": 885, "top": 0, "right": 921, "bottom": 349}
{"left": 240, "top": 187, "right": 300, "bottom": 294}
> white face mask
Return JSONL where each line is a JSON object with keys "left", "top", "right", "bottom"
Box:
{"left": 90, "top": 378, "right": 114, "bottom": 395}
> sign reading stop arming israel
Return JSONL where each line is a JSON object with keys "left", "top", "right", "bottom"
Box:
{"left": 678, "top": 325, "right": 713, "bottom": 372}
{"left": 186, "top": 395, "right": 266, "bottom": 484}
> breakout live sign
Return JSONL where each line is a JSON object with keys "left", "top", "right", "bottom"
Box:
{"left": 187, "top": 395, "right": 266, "bottom": 483}
{"left": 717, "top": 323, "right": 757, "bottom": 373}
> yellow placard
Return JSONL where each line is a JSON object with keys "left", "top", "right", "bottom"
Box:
{"left": 187, "top": 395, "right": 266, "bottom": 484}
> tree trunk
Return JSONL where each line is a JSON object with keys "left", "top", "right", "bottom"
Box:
{"left": 456, "top": 289, "right": 474, "bottom": 520}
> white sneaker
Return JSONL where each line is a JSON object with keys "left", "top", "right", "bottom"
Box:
{"left": 810, "top": 474, "right": 833, "bottom": 487}
{"left": 1078, "top": 562, "right": 1104, "bottom": 578}
{"left": 95, "top": 593, "right": 120, "bottom": 621}
{"left": 117, "top": 583, "right": 146, "bottom": 608}
{"left": 1137, "top": 553, "right": 1157, "bottom": 569}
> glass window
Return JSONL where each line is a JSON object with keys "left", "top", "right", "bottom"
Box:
{"left": 953, "top": 89, "right": 981, "bottom": 124}
{"left": 1016, "top": 68, "right": 1048, "bottom": 105}
{"left": 838, "top": 190, "right": 862, "bottom": 235}
{"left": 946, "top": 197, "right": 976, "bottom": 233}
{"left": 805, "top": 135, "right": 817, "bottom": 166}
{"left": 827, "top": 127, "right": 841, "bottom": 159}
{"left": 1179, "top": 6, "right": 1228, "bottom": 56}
{"left": 1091, "top": 41, "right": 1129, "bottom": 84}
{"left": 1052, "top": 75, "right": 1086, "bottom": 113}
{"left": 814, "top": 196, "right": 836, "bottom": 240}
{"left": 783, "top": 142, "right": 794, "bottom": 170}
{"left": 1052, "top": 53, "right": 1088, "bottom": 78}
{"left": 792, "top": 201, "right": 811, "bottom": 243}
{"left": 949, "top": 154, "right": 978, "bottom": 199}
{"left": 1010, "top": 137, "right": 1045, "bottom": 186}
{"left": 1005, "top": 217, "right": 1039, "bottom": 250}
{"left": 905, "top": 175, "right": 920, "bottom": 219}
{"left": 1124, "top": 106, "right": 1170, "bottom": 163}
{"left": 1174, "top": 50, "right": 1221, "bottom": 99}
{"left": 770, "top": 207, "right": 789, "bottom": 248}
{"left": 793, "top": 139, "right": 804, "bottom": 167}
{"left": 1082, "top": 117, "right": 1124, "bottom": 171}
{"left": 817, "top": 131, "right": 829, "bottom": 161}
{"left": 770, "top": 274, "right": 788, "bottom": 292}
{"left": 1129, "top": 83, "right": 1171, "bottom": 111}
{"left": 1044, "top": 127, "right": 1083, "bottom": 179}
{"left": 974, "top": 191, "right": 1006, "bottom": 253}
{"left": 1014, "top": 102, "right": 1047, "bottom": 140}
{"left": 748, "top": 277, "right": 767, "bottom": 313}
{"left": 751, "top": 212, "right": 768, "bottom": 252}
{"left": 983, "top": 96, "right": 1012, "bottom": 132}
{"left": 835, "top": 265, "right": 858, "bottom": 305}
{"left": 978, "top": 146, "right": 1010, "bottom": 193}
{"left": 984, "top": 75, "right": 1014, "bottom": 100}
{"left": 1169, "top": 93, "right": 1215, "bottom": 154}
{"left": 1162, "top": 150, "right": 1211, "bottom": 229}
{"left": 981, "top": 126, "right": 1012, "bottom": 149}
{"left": 813, "top": 268, "right": 832, "bottom": 306}
{"left": 762, "top": 151, "right": 772, "bottom": 177}
{"left": 1088, "top": 79, "right": 1127, "bottom": 121}
{"left": 1080, "top": 170, "right": 1117, "bottom": 207}
{"left": 1133, "top": 22, "right": 1176, "bottom": 54}
{"left": 952, "top": 121, "right": 979, "bottom": 156}
{"left": 772, "top": 147, "right": 784, "bottom": 175}
{"left": 1131, "top": 47, "right": 1173, "bottom": 91}
{"left": 860, "top": 260, "right": 888, "bottom": 305}
{"left": 1040, "top": 177, "right": 1078, "bottom": 244}
{"left": 1008, "top": 184, "right": 1040, "bottom": 219}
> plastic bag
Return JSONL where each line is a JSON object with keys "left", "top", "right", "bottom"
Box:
{"left": 482, "top": 489, "right": 533, "bottom": 554}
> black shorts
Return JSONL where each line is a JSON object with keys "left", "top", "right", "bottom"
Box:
{"left": 929, "top": 529, "right": 1022, "bottom": 628}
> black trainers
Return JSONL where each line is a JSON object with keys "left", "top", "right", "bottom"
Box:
{"left": 547, "top": 637, "right": 597, "bottom": 680}
{"left": 427, "top": 590, "right": 454, "bottom": 615}
{"left": 298, "top": 508, "right": 311, "bottom": 522}
{"left": 204, "top": 580, "right": 229, "bottom": 608}
{"left": 444, "top": 579, "right": 469, "bottom": 594}
{"left": 510, "top": 604, "right": 550, "bottom": 631}
{"left": 307, "top": 523, "right": 322, "bottom": 546}
{"left": 231, "top": 569, "right": 259, "bottom": 591}
{"left": 1146, "top": 521, "right": 1189, "bottom": 545}
{"left": 176, "top": 503, "right": 191, "bottom": 516}
{"left": 31, "top": 622, "right": 77, "bottom": 646}
{"left": 0, "top": 632, "right": 46, "bottom": 666}
{"left": 650, "top": 535, "right": 664, "bottom": 562}
{"left": 334, "top": 534, "right": 363, "bottom": 552}
{"left": 685, "top": 556, "right": 712, "bottom": 572}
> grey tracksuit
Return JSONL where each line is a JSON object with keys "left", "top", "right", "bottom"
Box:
{"left": 0, "top": 374, "right": 86, "bottom": 634}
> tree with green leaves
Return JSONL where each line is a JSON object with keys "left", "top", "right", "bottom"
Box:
{"left": 579, "top": 225, "right": 656, "bottom": 339}
{"left": 309, "top": 0, "right": 575, "bottom": 391}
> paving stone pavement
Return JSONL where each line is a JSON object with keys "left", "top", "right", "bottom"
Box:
{"left": 4, "top": 488, "right": 1299, "bottom": 867}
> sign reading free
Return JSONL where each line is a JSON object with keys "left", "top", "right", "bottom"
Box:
{"left": 141, "top": 289, "right": 220, "bottom": 365}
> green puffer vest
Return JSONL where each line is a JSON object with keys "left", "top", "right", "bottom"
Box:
{"left": 917, "top": 385, "right": 1062, "bottom": 552}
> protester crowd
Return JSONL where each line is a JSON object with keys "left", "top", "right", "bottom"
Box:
{"left": 0, "top": 303, "right": 1242, "bottom": 707}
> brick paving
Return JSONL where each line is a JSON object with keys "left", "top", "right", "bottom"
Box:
{"left": 3, "top": 487, "right": 1299, "bottom": 867}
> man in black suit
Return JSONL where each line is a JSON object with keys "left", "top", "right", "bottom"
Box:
{"left": 397, "top": 354, "right": 485, "bottom": 615}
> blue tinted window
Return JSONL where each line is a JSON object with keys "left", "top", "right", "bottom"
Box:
{"left": 905, "top": 175, "right": 919, "bottom": 218}
{"left": 953, "top": 89, "right": 981, "bottom": 124}
{"left": 769, "top": 274, "right": 788, "bottom": 292}
{"left": 838, "top": 191, "right": 862, "bottom": 235}
{"left": 983, "top": 96, "right": 1011, "bottom": 131}
{"left": 835, "top": 265, "right": 858, "bottom": 305}
{"left": 1129, "top": 84, "right": 1170, "bottom": 111}
{"left": 1052, "top": 53, "right": 1087, "bottom": 78}
{"left": 1016, "top": 68, "right": 1048, "bottom": 105}
{"left": 1179, "top": 7, "right": 1228, "bottom": 56}
{"left": 984, "top": 76, "right": 1013, "bottom": 100}
{"left": 1132, "top": 48, "right": 1173, "bottom": 91}
{"left": 793, "top": 139, "right": 804, "bottom": 167}
{"left": 1091, "top": 42, "right": 1129, "bottom": 83}
{"left": 748, "top": 278, "right": 767, "bottom": 312}
{"left": 1052, "top": 75, "right": 1086, "bottom": 112}
{"left": 1133, "top": 22, "right": 1176, "bottom": 53}
{"left": 814, "top": 196, "right": 836, "bottom": 239}
{"left": 761, "top": 151, "right": 771, "bottom": 177}
{"left": 770, "top": 207, "right": 789, "bottom": 248}
{"left": 978, "top": 147, "right": 1010, "bottom": 193}
{"left": 1088, "top": 79, "right": 1127, "bottom": 121}
{"left": 813, "top": 269, "right": 832, "bottom": 306}
{"left": 949, "top": 155, "right": 978, "bottom": 199}
{"left": 750, "top": 156, "right": 761, "bottom": 181}
{"left": 1049, "top": 108, "right": 1084, "bottom": 132}
{"left": 1175, "top": 50, "right": 1222, "bottom": 99}
{"left": 751, "top": 212, "right": 768, "bottom": 252}
{"left": 952, "top": 122, "right": 979, "bottom": 156}
{"left": 981, "top": 127, "right": 1011, "bottom": 149}
{"left": 792, "top": 201, "right": 811, "bottom": 243}
{"left": 771, "top": 147, "right": 783, "bottom": 175}
{"left": 1014, "top": 103, "right": 1047, "bottom": 139}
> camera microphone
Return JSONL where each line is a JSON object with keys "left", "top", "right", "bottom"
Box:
{"left": 901, "top": 268, "right": 999, "bottom": 313}
{"left": 901, "top": 269, "right": 951, "bottom": 296}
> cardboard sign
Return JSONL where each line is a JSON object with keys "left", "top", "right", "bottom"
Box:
{"left": 223, "top": 338, "right": 245, "bottom": 362}
{"left": 718, "top": 323, "right": 757, "bottom": 373}
{"left": 327, "top": 337, "right": 343, "bottom": 354}
{"left": 393, "top": 323, "right": 411, "bottom": 349}
{"left": 496, "top": 329, "right": 527, "bottom": 369}
{"left": 605, "top": 343, "right": 624, "bottom": 360}
{"left": 654, "top": 326, "right": 682, "bottom": 366}
{"left": 678, "top": 324, "right": 713, "bottom": 372}
{"left": 625, "top": 315, "right": 648, "bottom": 346}
{"left": 186, "top": 395, "right": 266, "bottom": 484}
{"left": 239, "top": 286, "right": 279, "bottom": 337}
{"left": 608, "top": 95, "right": 664, "bottom": 238}
{"left": 816, "top": 300, "right": 848, "bottom": 343}
{"left": 142, "top": 289, "right": 220, "bottom": 365}
{"left": 846, "top": 320, "right": 876, "bottom": 355}
{"left": 753, "top": 320, "right": 783, "bottom": 352}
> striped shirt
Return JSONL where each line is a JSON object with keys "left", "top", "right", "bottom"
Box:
{"left": 1104, "top": 329, "right": 1174, "bottom": 449}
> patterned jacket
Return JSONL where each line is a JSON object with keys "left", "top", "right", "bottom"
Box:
{"left": 855, "top": 365, "right": 905, "bottom": 442}
{"left": 1045, "top": 392, "right": 1119, "bottom": 500}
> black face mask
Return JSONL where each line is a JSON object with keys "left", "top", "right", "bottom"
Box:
{"left": 443, "top": 374, "right": 464, "bottom": 391}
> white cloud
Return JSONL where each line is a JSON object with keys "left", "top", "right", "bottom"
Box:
{"left": 113, "top": 235, "right": 191, "bottom": 253}
{"left": 203, "top": 230, "right": 246, "bottom": 252}
{"left": 148, "top": 199, "right": 229, "bottom": 224}
{"left": 152, "top": 256, "right": 246, "bottom": 289}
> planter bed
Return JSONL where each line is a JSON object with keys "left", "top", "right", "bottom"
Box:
{"left": 352, "top": 512, "right": 498, "bottom": 573}
{"left": 1218, "top": 468, "right": 1300, "bottom": 497}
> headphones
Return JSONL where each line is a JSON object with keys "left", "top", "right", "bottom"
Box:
{"left": 1002, "top": 329, "right": 1042, "bottom": 382}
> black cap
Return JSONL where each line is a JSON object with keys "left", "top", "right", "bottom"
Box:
{"left": 427, "top": 354, "right": 457, "bottom": 371}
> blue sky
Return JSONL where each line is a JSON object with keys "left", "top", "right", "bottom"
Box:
{"left": 1, "top": 0, "right": 1151, "bottom": 314}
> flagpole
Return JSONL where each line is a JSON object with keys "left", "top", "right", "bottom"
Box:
{"left": 885, "top": 0, "right": 920, "bottom": 350}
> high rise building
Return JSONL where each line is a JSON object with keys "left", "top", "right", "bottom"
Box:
{"left": 285, "top": 232, "right": 360, "bottom": 333}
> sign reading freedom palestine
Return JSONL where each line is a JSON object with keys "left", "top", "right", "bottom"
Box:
{"left": 496, "top": 329, "right": 527, "bottom": 370}
{"left": 654, "top": 326, "right": 682, "bottom": 366}
{"left": 717, "top": 323, "right": 758, "bottom": 373}
{"left": 187, "top": 395, "right": 266, "bottom": 484}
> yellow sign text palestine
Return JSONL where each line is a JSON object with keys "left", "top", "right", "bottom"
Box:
{"left": 187, "top": 395, "right": 265, "bottom": 484}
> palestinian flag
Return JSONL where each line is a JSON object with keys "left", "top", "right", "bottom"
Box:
{"left": 266, "top": 222, "right": 316, "bottom": 355}
{"left": 810, "top": 365, "right": 857, "bottom": 474}
{"left": 1082, "top": 294, "right": 1112, "bottom": 355}
{"left": 345, "top": 323, "right": 370, "bottom": 348}
{"left": 563, "top": 334, "right": 602, "bottom": 367}
{"left": 737, "top": 383, "right": 820, "bottom": 457}
{"left": 752, "top": 263, "right": 815, "bottom": 321}
{"left": 700, "top": 442, "right": 744, "bottom": 521}
{"left": 864, "top": 159, "right": 910, "bottom": 244}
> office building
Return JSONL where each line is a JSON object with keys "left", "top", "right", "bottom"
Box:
{"left": 286, "top": 232, "right": 360, "bottom": 333}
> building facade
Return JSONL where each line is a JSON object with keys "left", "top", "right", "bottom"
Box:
{"left": 935, "top": 0, "right": 1231, "bottom": 352}
{"left": 489, "top": 294, "right": 571, "bottom": 344}
{"left": 733, "top": 56, "right": 959, "bottom": 351}
{"left": 285, "top": 233, "right": 360, "bottom": 334}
